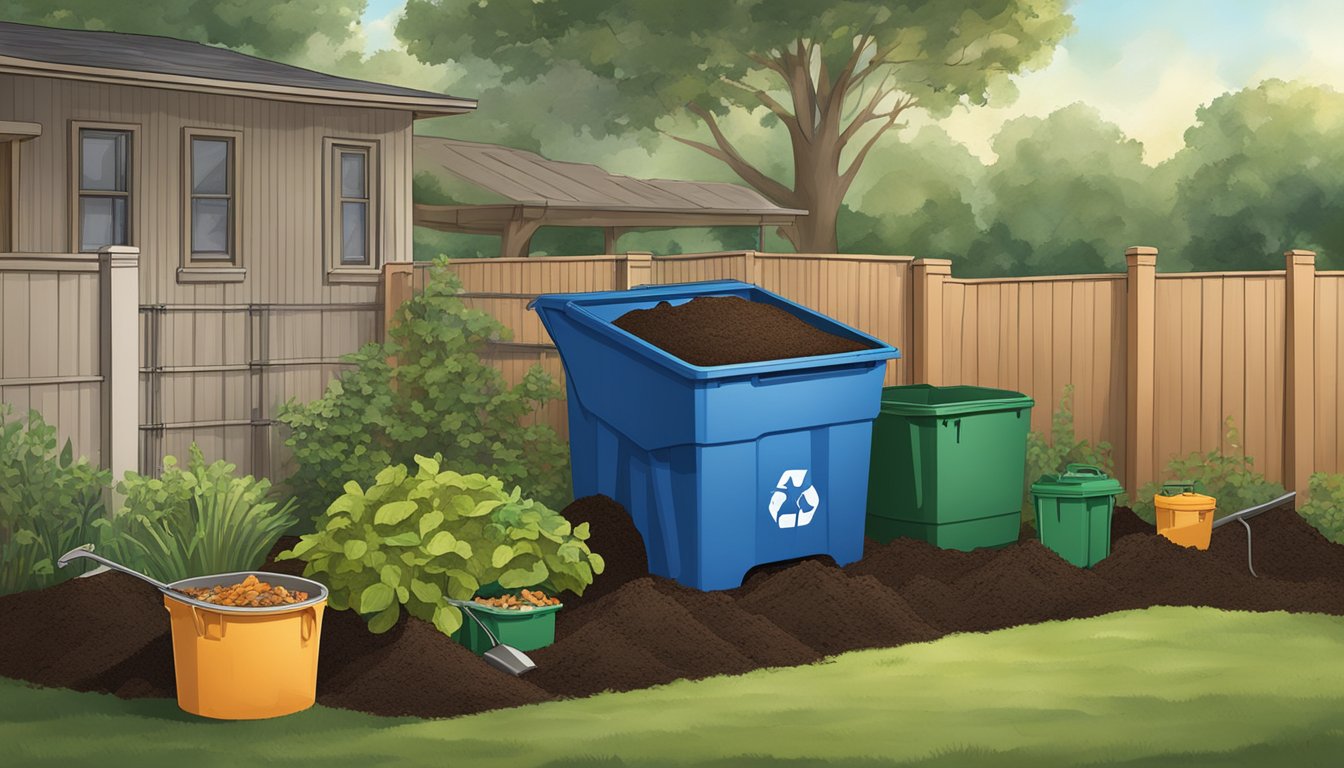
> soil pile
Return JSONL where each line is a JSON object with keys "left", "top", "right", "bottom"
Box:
{"left": 613, "top": 295, "right": 871, "bottom": 366}
{"left": 318, "top": 613, "right": 549, "bottom": 718}
{"left": 556, "top": 495, "right": 650, "bottom": 608}
{"left": 6, "top": 495, "right": 1344, "bottom": 720}
{"left": 0, "top": 573, "right": 170, "bottom": 691}
{"left": 736, "top": 560, "right": 941, "bottom": 654}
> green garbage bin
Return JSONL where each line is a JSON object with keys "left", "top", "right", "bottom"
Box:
{"left": 866, "top": 384, "right": 1034, "bottom": 550}
{"left": 1030, "top": 464, "right": 1124, "bottom": 567}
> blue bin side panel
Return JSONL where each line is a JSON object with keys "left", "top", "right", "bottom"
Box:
{"left": 571, "top": 396, "right": 879, "bottom": 591}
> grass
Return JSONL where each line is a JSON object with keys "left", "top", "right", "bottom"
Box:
{"left": 5, "top": 606, "right": 1344, "bottom": 766}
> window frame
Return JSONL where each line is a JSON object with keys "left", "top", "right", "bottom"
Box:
{"left": 69, "top": 121, "right": 138, "bottom": 254}
{"left": 181, "top": 127, "right": 242, "bottom": 269}
{"left": 324, "top": 137, "right": 380, "bottom": 281}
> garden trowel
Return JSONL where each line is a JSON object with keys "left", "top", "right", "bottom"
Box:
{"left": 445, "top": 598, "right": 538, "bottom": 676}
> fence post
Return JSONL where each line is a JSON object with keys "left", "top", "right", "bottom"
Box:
{"left": 99, "top": 245, "right": 140, "bottom": 500}
{"left": 1284, "top": 249, "right": 1317, "bottom": 507}
{"left": 381, "top": 261, "right": 415, "bottom": 342}
{"left": 1125, "top": 246, "right": 1158, "bottom": 499}
{"left": 743, "top": 250, "right": 758, "bottom": 285}
{"left": 911, "top": 258, "right": 951, "bottom": 384}
{"left": 618, "top": 251, "right": 653, "bottom": 289}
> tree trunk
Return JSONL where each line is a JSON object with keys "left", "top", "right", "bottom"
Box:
{"left": 782, "top": 122, "right": 844, "bottom": 253}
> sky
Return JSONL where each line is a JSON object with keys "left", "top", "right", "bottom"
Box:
{"left": 358, "top": 0, "right": 1344, "bottom": 166}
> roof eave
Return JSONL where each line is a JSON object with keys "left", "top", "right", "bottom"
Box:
{"left": 0, "top": 55, "right": 477, "bottom": 114}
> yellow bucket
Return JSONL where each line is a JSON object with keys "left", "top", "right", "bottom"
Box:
{"left": 1153, "top": 484, "right": 1217, "bottom": 550}
{"left": 163, "top": 571, "right": 327, "bottom": 720}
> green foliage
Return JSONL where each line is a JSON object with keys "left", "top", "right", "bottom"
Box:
{"left": 1131, "top": 417, "right": 1287, "bottom": 524}
{"left": 279, "top": 454, "right": 603, "bottom": 637}
{"left": 0, "top": 405, "right": 110, "bottom": 596}
{"left": 278, "top": 260, "right": 571, "bottom": 521}
{"left": 1299, "top": 473, "right": 1344, "bottom": 545}
{"left": 1021, "top": 385, "right": 1115, "bottom": 527}
{"left": 0, "top": 0, "right": 363, "bottom": 57}
{"left": 93, "top": 445, "right": 298, "bottom": 583}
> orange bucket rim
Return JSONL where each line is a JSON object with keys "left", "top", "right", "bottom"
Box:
{"left": 164, "top": 570, "right": 328, "bottom": 615}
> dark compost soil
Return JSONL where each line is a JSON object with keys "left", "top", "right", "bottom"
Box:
{"left": 613, "top": 295, "right": 872, "bottom": 366}
{"left": 3, "top": 498, "right": 1342, "bottom": 720}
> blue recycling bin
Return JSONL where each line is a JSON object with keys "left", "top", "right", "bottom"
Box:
{"left": 529, "top": 280, "right": 901, "bottom": 590}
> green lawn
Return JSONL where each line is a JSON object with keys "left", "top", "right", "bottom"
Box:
{"left": 5, "top": 607, "right": 1344, "bottom": 767}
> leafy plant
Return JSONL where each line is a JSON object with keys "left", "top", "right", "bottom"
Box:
{"left": 1022, "top": 385, "right": 1116, "bottom": 526}
{"left": 1130, "top": 417, "right": 1287, "bottom": 524}
{"left": 278, "top": 454, "right": 603, "bottom": 637}
{"left": 0, "top": 405, "right": 110, "bottom": 596}
{"left": 1299, "top": 473, "right": 1344, "bottom": 544}
{"left": 278, "top": 259, "right": 571, "bottom": 524}
{"left": 94, "top": 444, "right": 298, "bottom": 582}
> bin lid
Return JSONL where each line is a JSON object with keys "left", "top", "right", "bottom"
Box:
{"left": 880, "top": 384, "right": 1034, "bottom": 417}
{"left": 1031, "top": 464, "right": 1124, "bottom": 498}
{"left": 1154, "top": 482, "right": 1217, "bottom": 510}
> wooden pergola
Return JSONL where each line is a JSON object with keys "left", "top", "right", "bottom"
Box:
{"left": 413, "top": 136, "right": 806, "bottom": 257}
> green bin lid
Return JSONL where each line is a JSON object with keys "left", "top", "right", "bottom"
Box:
{"left": 1030, "top": 463, "right": 1124, "bottom": 498}
{"left": 879, "top": 384, "right": 1034, "bottom": 417}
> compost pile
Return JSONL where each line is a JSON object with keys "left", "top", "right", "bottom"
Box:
{"left": 613, "top": 295, "right": 872, "bottom": 366}
{"left": 4, "top": 496, "right": 1344, "bottom": 719}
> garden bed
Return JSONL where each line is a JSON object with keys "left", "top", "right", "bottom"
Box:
{"left": 2, "top": 496, "right": 1342, "bottom": 719}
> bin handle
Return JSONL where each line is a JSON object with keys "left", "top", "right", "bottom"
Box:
{"left": 300, "top": 606, "right": 317, "bottom": 644}
{"left": 191, "top": 605, "right": 226, "bottom": 641}
{"left": 1065, "top": 464, "right": 1104, "bottom": 476}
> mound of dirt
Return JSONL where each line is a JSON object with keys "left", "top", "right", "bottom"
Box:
{"left": 0, "top": 573, "right": 170, "bottom": 691}
{"left": 1110, "top": 506, "right": 1153, "bottom": 542}
{"left": 737, "top": 560, "right": 941, "bottom": 655}
{"left": 846, "top": 536, "right": 998, "bottom": 590}
{"left": 318, "top": 614, "right": 549, "bottom": 718}
{"left": 613, "top": 295, "right": 872, "bottom": 366}
{"left": 650, "top": 579, "right": 820, "bottom": 668}
{"left": 530, "top": 578, "right": 757, "bottom": 696}
{"left": 1206, "top": 507, "right": 1344, "bottom": 583}
{"left": 556, "top": 495, "right": 650, "bottom": 608}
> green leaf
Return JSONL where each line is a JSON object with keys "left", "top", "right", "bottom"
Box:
{"left": 382, "top": 531, "right": 420, "bottom": 547}
{"left": 410, "top": 578, "right": 441, "bottom": 603}
{"left": 432, "top": 604, "right": 462, "bottom": 636}
{"left": 359, "top": 582, "right": 394, "bottom": 614}
{"left": 342, "top": 481, "right": 364, "bottom": 496}
{"left": 374, "top": 500, "right": 419, "bottom": 527}
{"left": 379, "top": 564, "right": 403, "bottom": 587}
{"left": 418, "top": 509, "right": 445, "bottom": 537}
{"left": 572, "top": 522, "right": 591, "bottom": 540}
{"left": 498, "top": 559, "right": 549, "bottom": 588}
{"left": 396, "top": 586, "right": 409, "bottom": 603}
{"left": 425, "top": 531, "right": 461, "bottom": 557}
{"left": 589, "top": 552, "right": 606, "bottom": 575}
{"left": 343, "top": 539, "right": 368, "bottom": 560}
{"left": 414, "top": 455, "right": 441, "bottom": 475}
{"left": 444, "top": 569, "right": 479, "bottom": 595}
{"left": 367, "top": 604, "right": 400, "bottom": 634}
{"left": 491, "top": 544, "right": 517, "bottom": 569}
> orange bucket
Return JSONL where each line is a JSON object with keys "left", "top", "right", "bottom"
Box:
{"left": 1153, "top": 483, "right": 1217, "bottom": 550}
{"left": 163, "top": 571, "right": 327, "bottom": 720}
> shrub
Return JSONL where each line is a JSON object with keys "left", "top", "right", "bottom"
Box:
{"left": 278, "top": 259, "right": 571, "bottom": 523}
{"left": 93, "top": 444, "right": 298, "bottom": 582}
{"left": 278, "top": 454, "right": 603, "bottom": 637}
{"left": 0, "top": 405, "right": 110, "bottom": 596}
{"left": 1021, "top": 385, "right": 1115, "bottom": 526}
{"left": 1130, "top": 417, "right": 1286, "bottom": 523}
{"left": 1299, "top": 473, "right": 1344, "bottom": 544}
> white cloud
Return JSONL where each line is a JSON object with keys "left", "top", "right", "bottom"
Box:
{"left": 363, "top": 0, "right": 406, "bottom": 54}
{"left": 1256, "top": 1, "right": 1344, "bottom": 89}
{"left": 907, "top": 32, "right": 1229, "bottom": 166}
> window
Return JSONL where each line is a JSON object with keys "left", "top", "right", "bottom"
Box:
{"left": 184, "top": 132, "right": 238, "bottom": 264}
{"left": 76, "top": 128, "right": 132, "bottom": 252}
{"left": 325, "top": 138, "right": 378, "bottom": 277}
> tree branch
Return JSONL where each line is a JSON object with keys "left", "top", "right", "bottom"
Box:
{"left": 837, "top": 71, "right": 895, "bottom": 147}
{"left": 720, "top": 76, "right": 797, "bottom": 127}
{"left": 839, "top": 97, "right": 917, "bottom": 195}
{"left": 671, "top": 103, "right": 795, "bottom": 204}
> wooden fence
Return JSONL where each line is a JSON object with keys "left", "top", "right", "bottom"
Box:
{"left": 388, "top": 247, "right": 1336, "bottom": 503}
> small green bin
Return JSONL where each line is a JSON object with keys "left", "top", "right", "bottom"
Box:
{"left": 866, "top": 384, "right": 1034, "bottom": 550}
{"left": 1030, "top": 464, "right": 1124, "bottom": 568}
{"left": 454, "top": 599, "right": 563, "bottom": 655}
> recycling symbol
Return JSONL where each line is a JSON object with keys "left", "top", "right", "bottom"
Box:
{"left": 767, "top": 469, "right": 820, "bottom": 529}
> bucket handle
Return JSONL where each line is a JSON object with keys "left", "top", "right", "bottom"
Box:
{"left": 191, "top": 605, "right": 227, "bottom": 641}
{"left": 1161, "top": 481, "right": 1197, "bottom": 496}
{"left": 300, "top": 607, "right": 317, "bottom": 645}
{"left": 1065, "top": 463, "right": 1104, "bottom": 476}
